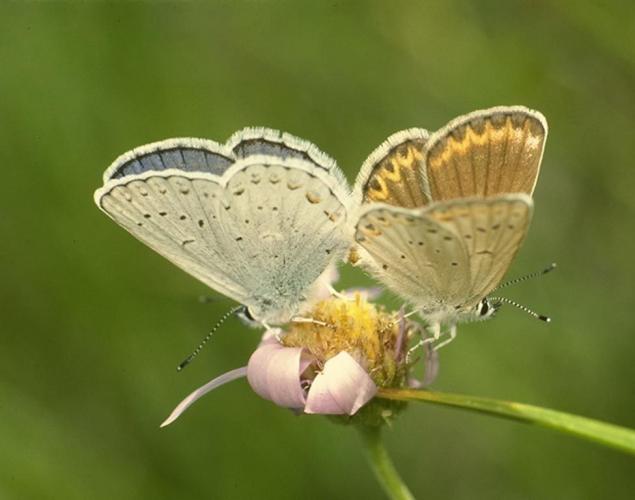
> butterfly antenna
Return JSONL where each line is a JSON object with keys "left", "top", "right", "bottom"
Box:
{"left": 489, "top": 296, "right": 551, "bottom": 323}
{"left": 177, "top": 304, "right": 244, "bottom": 371}
{"left": 494, "top": 262, "right": 556, "bottom": 291}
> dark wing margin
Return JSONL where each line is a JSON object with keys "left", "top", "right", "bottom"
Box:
{"left": 103, "top": 138, "right": 236, "bottom": 182}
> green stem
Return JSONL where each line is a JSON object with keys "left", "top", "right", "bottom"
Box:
{"left": 378, "top": 388, "right": 635, "bottom": 455}
{"left": 360, "top": 427, "right": 415, "bottom": 500}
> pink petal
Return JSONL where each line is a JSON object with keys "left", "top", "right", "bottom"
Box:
{"left": 422, "top": 343, "right": 440, "bottom": 387}
{"left": 304, "top": 352, "right": 377, "bottom": 415}
{"left": 160, "top": 367, "right": 247, "bottom": 428}
{"left": 247, "top": 340, "right": 313, "bottom": 409}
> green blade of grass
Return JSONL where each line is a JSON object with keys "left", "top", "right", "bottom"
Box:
{"left": 378, "top": 388, "right": 635, "bottom": 455}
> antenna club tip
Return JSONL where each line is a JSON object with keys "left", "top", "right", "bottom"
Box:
{"left": 539, "top": 315, "right": 551, "bottom": 322}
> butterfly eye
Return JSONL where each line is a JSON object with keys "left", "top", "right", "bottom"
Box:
{"left": 479, "top": 299, "right": 490, "bottom": 316}
{"left": 242, "top": 307, "right": 256, "bottom": 322}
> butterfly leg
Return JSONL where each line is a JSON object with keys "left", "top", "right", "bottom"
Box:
{"left": 261, "top": 321, "right": 285, "bottom": 343}
{"left": 434, "top": 324, "right": 457, "bottom": 350}
{"left": 291, "top": 316, "right": 329, "bottom": 327}
{"left": 327, "top": 284, "right": 354, "bottom": 301}
{"left": 406, "top": 321, "right": 440, "bottom": 362}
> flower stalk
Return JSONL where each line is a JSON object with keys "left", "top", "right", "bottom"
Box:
{"left": 360, "top": 427, "right": 415, "bottom": 500}
{"left": 378, "top": 388, "right": 635, "bottom": 455}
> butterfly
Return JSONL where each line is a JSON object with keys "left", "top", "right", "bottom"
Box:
{"left": 351, "top": 106, "right": 548, "bottom": 347}
{"left": 94, "top": 127, "right": 351, "bottom": 327}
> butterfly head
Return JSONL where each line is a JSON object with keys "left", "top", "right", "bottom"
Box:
{"left": 474, "top": 297, "right": 501, "bottom": 321}
{"left": 237, "top": 293, "right": 302, "bottom": 327}
{"left": 456, "top": 297, "right": 501, "bottom": 324}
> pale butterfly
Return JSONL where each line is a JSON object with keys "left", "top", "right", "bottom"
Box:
{"left": 351, "top": 106, "right": 548, "bottom": 348}
{"left": 94, "top": 128, "right": 351, "bottom": 330}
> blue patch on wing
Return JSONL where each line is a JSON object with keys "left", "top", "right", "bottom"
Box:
{"left": 109, "top": 147, "right": 234, "bottom": 180}
{"left": 232, "top": 138, "right": 317, "bottom": 166}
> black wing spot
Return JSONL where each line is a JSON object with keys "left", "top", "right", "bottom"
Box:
{"left": 257, "top": 206, "right": 263, "bottom": 210}
{"left": 508, "top": 224, "right": 515, "bottom": 230}
{"left": 159, "top": 211, "right": 167, "bottom": 216}
{"left": 136, "top": 222, "right": 143, "bottom": 227}
{"left": 492, "top": 223, "right": 501, "bottom": 230}
{"left": 427, "top": 228, "right": 438, "bottom": 234}
{"left": 435, "top": 248, "right": 441, "bottom": 254}
{"left": 451, "top": 261, "right": 459, "bottom": 266}
{"left": 179, "top": 215, "right": 187, "bottom": 220}
{"left": 464, "top": 234, "right": 472, "bottom": 239}
{"left": 443, "top": 236, "right": 453, "bottom": 241}
{"left": 477, "top": 227, "right": 486, "bottom": 233}
{"left": 382, "top": 264, "right": 389, "bottom": 270}
{"left": 236, "top": 236, "right": 243, "bottom": 242}
{"left": 233, "top": 188, "right": 245, "bottom": 196}
{"left": 418, "top": 241, "right": 424, "bottom": 246}
{"left": 244, "top": 219, "right": 250, "bottom": 224}
{"left": 400, "top": 254, "right": 406, "bottom": 259}
{"left": 180, "top": 188, "right": 190, "bottom": 195}
{"left": 272, "top": 206, "right": 279, "bottom": 211}
{"left": 182, "top": 238, "right": 195, "bottom": 246}
{"left": 143, "top": 213, "right": 151, "bottom": 219}
{"left": 198, "top": 219, "right": 204, "bottom": 227}
{"left": 408, "top": 240, "right": 414, "bottom": 245}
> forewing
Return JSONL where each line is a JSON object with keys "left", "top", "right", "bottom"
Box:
{"left": 353, "top": 129, "right": 430, "bottom": 208}
{"left": 354, "top": 204, "right": 470, "bottom": 311}
{"left": 423, "top": 106, "right": 547, "bottom": 201}
{"left": 425, "top": 194, "right": 533, "bottom": 307}
{"left": 96, "top": 172, "right": 251, "bottom": 303}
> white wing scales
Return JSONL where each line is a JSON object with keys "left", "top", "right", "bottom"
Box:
{"left": 355, "top": 204, "right": 470, "bottom": 312}
{"left": 96, "top": 132, "right": 350, "bottom": 324}
{"left": 99, "top": 175, "right": 249, "bottom": 302}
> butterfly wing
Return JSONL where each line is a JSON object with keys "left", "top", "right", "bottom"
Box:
{"left": 95, "top": 136, "right": 350, "bottom": 323}
{"left": 353, "top": 129, "right": 430, "bottom": 208}
{"left": 424, "top": 194, "right": 534, "bottom": 308}
{"left": 214, "top": 157, "right": 350, "bottom": 322}
{"left": 423, "top": 106, "right": 547, "bottom": 201}
{"left": 227, "top": 127, "right": 339, "bottom": 172}
{"left": 354, "top": 203, "right": 471, "bottom": 312}
{"left": 354, "top": 194, "right": 533, "bottom": 312}
{"left": 101, "top": 138, "right": 236, "bottom": 182}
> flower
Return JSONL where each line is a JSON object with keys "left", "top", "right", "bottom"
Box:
{"left": 161, "top": 293, "right": 437, "bottom": 427}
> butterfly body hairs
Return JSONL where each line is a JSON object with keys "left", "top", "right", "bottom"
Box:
{"left": 95, "top": 128, "right": 351, "bottom": 326}
{"left": 352, "top": 106, "right": 548, "bottom": 347}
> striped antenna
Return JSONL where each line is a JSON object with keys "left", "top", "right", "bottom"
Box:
{"left": 177, "top": 304, "right": 244, "bottom": 371}
{"left": 489, "top": 296, "right": 551, "bottom": 323}
{"left": 494, "top": 262, "right": 556, "bottom": 291}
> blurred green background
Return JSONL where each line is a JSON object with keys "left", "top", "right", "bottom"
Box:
{"left": 1, "top": 1, "right": 634, "bottom": 499}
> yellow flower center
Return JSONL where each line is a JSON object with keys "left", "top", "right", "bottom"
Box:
{"left": 282, "top": 293, "right": 412, "bottom": 388}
